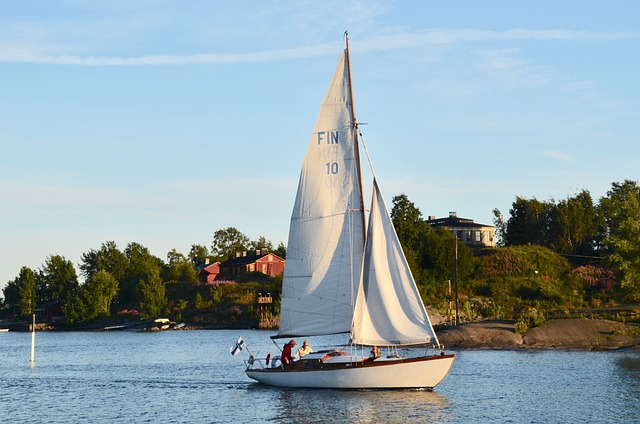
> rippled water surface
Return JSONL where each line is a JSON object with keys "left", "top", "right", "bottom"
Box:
{"left": 1, "top": 329, "right": 639, "bottom": 423}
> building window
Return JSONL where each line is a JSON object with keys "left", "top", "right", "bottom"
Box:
{"left": 249, "top": 264, "right": 255, "bottom": 272}
{"left": 475, "top": 231, "right": 481, "bottom": 242}
{"left": 466, "top": 230, "right": 472, "bottom": 242}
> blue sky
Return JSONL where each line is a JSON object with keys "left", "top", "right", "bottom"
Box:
{"left": 1, "top": 1, "right": 639, "bottom": 292}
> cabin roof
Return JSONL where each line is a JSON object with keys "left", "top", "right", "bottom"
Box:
{"left": 220, "top": 252, "right": 284, "bottom": 266}
{"left": 427, "top": 215, "right": 494, "bottom": 229}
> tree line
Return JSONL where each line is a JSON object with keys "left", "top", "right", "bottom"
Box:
{"left": 388, "top": 179, "right": 640, "bottom": 328}
{"left": 493, "top": 179, "right": 640, "bottom": 300}
{"left": 1, "top": 231, "right": 285, "bottom": 324}
{"left": 3, "top": 179, "right": 639, "bottom": 327}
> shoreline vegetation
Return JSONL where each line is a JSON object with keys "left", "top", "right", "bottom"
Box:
{"left": 4, "top": 181, "right": 640, "bottom": 347}
{"left": 2, "top": 316, "right": 639, "bottom": 351}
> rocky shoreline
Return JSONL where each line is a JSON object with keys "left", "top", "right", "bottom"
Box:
{"left": 436, "top": 318, "right": 640, "bottom": 351}
{"left": 4, "top": 316, "right": 640, "bottom": 351}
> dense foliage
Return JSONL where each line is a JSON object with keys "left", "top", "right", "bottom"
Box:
{"left": 2, "top": 179, "right": 639, "bottom": 327}
{"left": 1, "top": 228, "right": 282, "bottom": 326}
{"left": 391, "top": 180, "right": 639, "bottom": 325}
{"left": 480, "top": 180, "right": 640, "bottom": 323}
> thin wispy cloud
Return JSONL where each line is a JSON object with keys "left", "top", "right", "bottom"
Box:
{"left": 0, "top": 28, "right": 636, "bottom": 66}
{"left": 543, "top": 150, "right": 575, "bottom": 163}
{"left": 0, "top": 45, "right": 337, "bottom": 66}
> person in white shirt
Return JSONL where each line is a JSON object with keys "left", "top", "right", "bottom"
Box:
{"left": 294, "top": 340, "right": 313, "bottom": 359}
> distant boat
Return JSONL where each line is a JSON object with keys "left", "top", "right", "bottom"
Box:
{"left": 103, "top": 325, "right": 127, "bottom": 331}
{"left": 244, "top": 34, "right": 454, "bottom": 389}
{"left": 0, "top": 328, "right": 8, "bottom": 332}
{"left": 150, "top": 318, "right": 171, "bottom": 331}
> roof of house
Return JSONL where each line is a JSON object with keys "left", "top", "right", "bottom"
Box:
{"left": 203, "top": 262, "right": 220, "bottom": 272}
{"left": 220, "top": 252, "right": 284, "bottom": 267}
{"left": 427, "top": 215, "right": 494, "bottom": 229}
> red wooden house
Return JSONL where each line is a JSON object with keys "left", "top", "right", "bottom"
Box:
{"left": 199, "top": 261, "right": 221, "bottom": 284}
{"left": 219, "top": 250, "right": 285, "bottom": 279}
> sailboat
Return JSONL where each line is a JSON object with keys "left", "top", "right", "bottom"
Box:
{"left": 244, "top": 34, "right": 454, "bottom": 389}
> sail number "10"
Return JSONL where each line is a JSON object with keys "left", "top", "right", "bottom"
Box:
{"left": 325, "top": 162, "right": 339, "bottom": 175}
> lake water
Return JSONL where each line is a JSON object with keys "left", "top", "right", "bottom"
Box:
{"left": 1, "top": 329, "right": 639, "bottom": 423}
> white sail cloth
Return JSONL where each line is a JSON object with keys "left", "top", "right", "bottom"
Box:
{"left": 277, "top": 50, "right": 365, "bottom": 337}
{"left": 351, "top": 179, "right": 436, "bottom": 346}
{"left": 278, "top": 47, "right": 436, "bottom": 347}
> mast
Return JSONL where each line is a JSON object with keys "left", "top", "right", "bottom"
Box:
{"left": 344, "top": 32, "right": 367, "bottom": 241}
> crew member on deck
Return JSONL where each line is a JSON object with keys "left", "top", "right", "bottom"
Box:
{"left": 281, "top": 340, "right": 296, "bottom": 365}
{"left": 370, "top": 345, "right": 381, "bottom": 359}
{"left": 294, "top": 340, "right": 313, "bottom": 359}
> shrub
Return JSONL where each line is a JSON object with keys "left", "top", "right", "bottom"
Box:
{"left": 514, "top": 306, "right": 546, "bottom": 334}
{"left": 475, "top": 245, "right": 571, "bottom": 279}
{"left": 568, "top": 265, "right": 617, "bottom": 300}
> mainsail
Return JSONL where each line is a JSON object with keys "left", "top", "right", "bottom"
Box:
{"left": 277, "top": 48, "right": 365, "bottom": 338}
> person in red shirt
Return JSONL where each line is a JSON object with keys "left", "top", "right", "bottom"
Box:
{"left": 281, "top": 340, "right": 296, "bottom": 365}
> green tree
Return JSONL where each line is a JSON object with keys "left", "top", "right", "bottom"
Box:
{"left": 606, "top": 194, "right": 640, "bottom": 301}
{"left": 3, "top": 277, "right": 20, "bottom": 314}
{"left": 390, "top": 193, "right": 431, "bottom": 282}
{"left": 547, "top": 190, "right": 599, "bottom": 255}
{"left": 249, "top": 236, "right": 274, "bottom": 254}
{"left": 492, "top": 208, "right": 506, "bottom": 247}
{"left": 188, "top": 244, "right": 209, "bottom": 268}
{"left": 274, "top": 242, "right": 287, "bottom": 259}
{"left": 390, "top": 193, "right": 429, "bottom": 253}
{"left": 40, "top": 255, "right": 79, "bottom": 304}
{"left": 17, "top": 266, "right": 38, "bottom": 317}
{"left": 80, "top": 241, "right": 127, "bottom": 282}
{"left": 88, "top": 270, "right": 120, "bottom": 315}
{"left": 211, "top": 227, "right": 250, "bottom": 261}
{"left": 63, "top": 289, "right": 89, "bottom": 324}
{"left": 389, "top": 193, "right": 474, "bottom": 303}
{"left": 121, "top": 242, "right": 164, "bottom": 306}
{"left": 421, "top": 228, "right": 474, "bottom": 284}
{"left": 166, "top": 249, "right": 198, "bottom": 283}
{"left": 64, "top": 270, "right": 120, "bottom": 324}
{"left": 598, "top": 180, "right": 640, "bottom": 252}
{"left": 504, "top": 197, "right": 552, "bottom": 246}
{"left": 166, "top": 249, "right": 186, "bottom": 267}
{"left": 194, "top": 292, "right": 210, "bottom": 309}
{"left": 138, "top": 273, "right": 166, "bottom": 318}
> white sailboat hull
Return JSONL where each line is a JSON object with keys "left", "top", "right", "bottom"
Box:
{"left": 246, "top": 354, "right": 454, "bottom": 389}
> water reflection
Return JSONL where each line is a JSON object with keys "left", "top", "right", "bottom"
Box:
{"left": 615, "top": 353, "right": 640, "bottom": 374}
{"left": 613, "top": 351, "right": 640, "bottom": 420}
{"left": 251, "top": 386, "right": 454, "bottom": 424}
